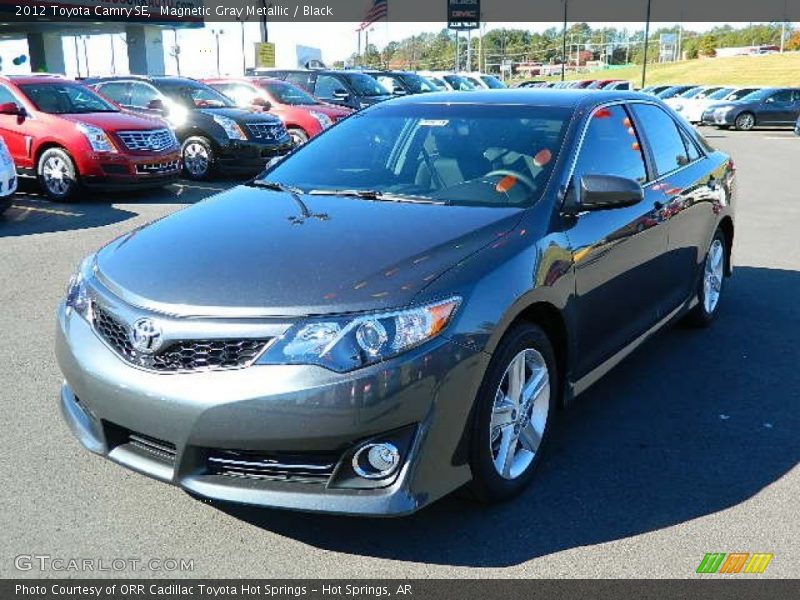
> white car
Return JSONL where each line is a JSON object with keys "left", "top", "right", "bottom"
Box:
{"left": 459, "top": 72, "right": 507, "bottom": 89}
{"left": 672, "top": 86, "right": 762, "bottom": 123}
{"left": 0, "top": 135, "right": 17, "bottom": 215}
{"left": 418, "top": 71, "right": 476, "bottom": 91}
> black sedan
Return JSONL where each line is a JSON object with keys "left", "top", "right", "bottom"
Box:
{"left": 87, "top": 76, "right": 294, "bottom": 179}
{"left": 701, "top": 87, "right": 800, "bottom": 130}
{"left": 56, "top": 90, "right": 735, "bottom": 515}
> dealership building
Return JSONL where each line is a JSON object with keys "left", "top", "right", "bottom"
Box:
{"left": 0, "top": 0, "right": 204, "bottom": 75}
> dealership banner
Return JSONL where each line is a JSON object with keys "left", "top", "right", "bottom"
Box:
{"left": 3, "top": 0, "right": 800, "bottom": 23}
{"left": 5, "top": 580, "right": 800, "bottom": 600}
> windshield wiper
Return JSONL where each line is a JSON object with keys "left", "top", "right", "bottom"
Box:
{"left": 307, "top": 189, "right": 444, "bottom": 204}
{"left": 249, "top": 180, "right": 305, "bottom": 196}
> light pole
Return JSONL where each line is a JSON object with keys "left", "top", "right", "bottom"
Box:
{"left": 641, "top": 0, "right": 652, "bottom": 89}
{"left": 82, "top": 35, "right": 90, "bottom": 77}
{"left": 561, "top": 0, "right": 568, "bottom": 81}
{"left": 239, "top": 19, "right": 246, "bottom": 75}
{"left": 73, "top": 36, "right": 81, "bottom": 78}
{"left": 212, "top": 29, "right": 224, "bottom": 76}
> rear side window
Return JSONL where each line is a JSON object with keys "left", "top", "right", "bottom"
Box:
{"left": 573, "top": 104, "right": 646, "bottom": 184}
{"left": 629, "top": 103, "right": 690, "bottom": 177}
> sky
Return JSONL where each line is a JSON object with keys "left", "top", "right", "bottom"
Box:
{"left": 0, "top": 21, "right": 773, "bottom": 78}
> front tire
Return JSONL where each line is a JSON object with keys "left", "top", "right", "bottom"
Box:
{"left": 734, "top": 112, "right": 755, "bottom": 131}
{"left": 181, "top": 136, "right": 215, "bottom": 180}
{"left": 469, "top": 323, "right": 557, "bottom": 504}
{"left": 686, "top": 228, "right": 727, "bottom": 327}
{"left": 37, "top": 147, "right": 79, "bottom": 201}
{"left": 287, "top": 127, "right": 309, "bottom": 146}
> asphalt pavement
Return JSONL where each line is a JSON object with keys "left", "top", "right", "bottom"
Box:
{"left": 1, "top": 129, "right": 798, "bottom": 579}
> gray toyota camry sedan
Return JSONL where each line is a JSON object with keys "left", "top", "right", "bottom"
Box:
{"left": 57, "top": 90, "right": 735, "bottom": 516}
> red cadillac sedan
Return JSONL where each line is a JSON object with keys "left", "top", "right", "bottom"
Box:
{"left": 204, "top": 78, "right": 352, "bottom": 145}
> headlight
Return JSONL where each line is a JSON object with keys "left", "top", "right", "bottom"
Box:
{"left": 76, "top": 123, "right": 117, "bottom": 153}
{"left": 715, "top": 106, "right": 734, "bottom": 116}
{"left": 212, "top": 115, "right": 247, "bottom": 140}
{"left": 65, "top": 256, "right": 94, "bottom": 320}
{"left": 310, "top": 111, "right": 332, "bottom": 129}
{"left": 165, "top": 100, "right": 188, "bottom": 127}
{"left": 257, "top": 297, "right": 461, "bottom": 372}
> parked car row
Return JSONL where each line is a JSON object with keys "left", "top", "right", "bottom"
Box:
{"left": 642, "top": 84, "right": 800, "bottom": 130}
{"left": 516, "top": 79, "right": 633, "bottom": 91}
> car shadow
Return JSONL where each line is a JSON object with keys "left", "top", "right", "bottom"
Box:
{"left": 211, "top": 266, "right": 799, "bottom": 567}
{"left": 0, "top": 178, "right": 238, "bottom": 237}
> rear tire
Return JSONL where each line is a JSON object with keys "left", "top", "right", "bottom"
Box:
{"left": 37, "top": 147, "right": 79, "bottom": 201}
{"left": 181, "top": 136, "right": 215, "bottom": 180}
{"left": 469, "top": 323, "right": 557, "bottom": 504}
{"left": 686, "top": 228, "right": 727, "bottom": 327}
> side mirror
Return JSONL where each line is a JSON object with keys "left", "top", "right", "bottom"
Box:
{"left": 252, "top": 96, "right": 272, "bottom": 111}
{"left": 332, "top": 89, "right": 349, "bottom": 99}
{"left": 392, "top": 87, "right": 406, "bottom": 96}
{"left": 579, "top": 174, "right": 643, "bottom": 211}
{"left": 0, "top": 102, "right": 21, "bottom": 115}
{"left": 147, "top": 98, "right": 166, "bottom": 112}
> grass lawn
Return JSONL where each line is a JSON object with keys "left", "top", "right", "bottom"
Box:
{"left": 534, "top": 52, "right": 800, "bottom": 87}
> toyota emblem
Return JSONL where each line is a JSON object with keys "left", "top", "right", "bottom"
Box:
{"left": 129, "top": 318, "right": 163, "bottom": 354}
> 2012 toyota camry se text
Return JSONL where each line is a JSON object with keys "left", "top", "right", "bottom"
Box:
{"left": 56, "top": 90, "right": 735, "bottom": 516}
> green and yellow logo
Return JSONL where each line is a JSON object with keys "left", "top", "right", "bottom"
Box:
{"left": 696, "top": 552, "right": 773, "bottom": 574}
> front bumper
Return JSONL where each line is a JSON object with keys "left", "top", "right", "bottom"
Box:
{"left": 56, "top": 298, "right": 487, "bottom": 516}
{"left": 216, "top": 139, "right": 294, "bottom": 173}
{"left": 701, "top": 109, "right": 736, "bottom": 126}
{"left": 81, "top": 151, "right": 182, "bottom": 191}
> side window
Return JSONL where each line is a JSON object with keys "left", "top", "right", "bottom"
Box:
{"left": 573, "top": 104, "right": 647, "bottom": 185}
{"left": 629, "top": 103, "right": 690, "bottom": 176}
{"left": 97, "top": 82, "right": 130, "bottom": 105}
{"left": 792, "top": 90, "right": 800, "bottom": 104}
{"left": 129, "top": 82, "right": 160, "bottom": 108}
{"left": 285, "top": 72, "right": 311, "bottom": 91}
{"left": 768, "top": 90, "right": 792, "bottom": 104}
{"left": 314, "top": 75, "right": 345, "bottom": 99}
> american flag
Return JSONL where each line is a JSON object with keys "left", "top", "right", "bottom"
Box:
{"left": 359, "top": 0, "right": 388, "bottom": 30}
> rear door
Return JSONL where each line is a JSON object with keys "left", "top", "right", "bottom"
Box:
{"left": 566, "top": 103, "right": 670, "bottom": 375}
{"left": 758, "top": 89, "right": 794, "bottom": 124}
{"left": 628, "top": 102, "right": 717, "bottom": 310}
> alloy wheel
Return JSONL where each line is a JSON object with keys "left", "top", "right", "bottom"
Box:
{"left": 183, "top": 142, "right": 210, "bottom": 177}
{"left": 703, "top": 238, "right": 724, "bottom": 314}
{"left": 490, "top": 348, "right": 550, "bottom": 480}
{"left": 42, "top": 156, "right": 71, "bottom": 196}
{"left": 736, "top": 113, "right": 754, "bottom": 130}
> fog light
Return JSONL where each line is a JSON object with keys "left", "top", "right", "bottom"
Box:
{"left": 352, "top": 442, "right": 400, "bottom": 479}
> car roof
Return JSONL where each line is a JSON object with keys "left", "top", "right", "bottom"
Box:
{"left": 1, "top": 76, "right": 79, "bottom": 85}
{"left": 382, "top": 88, "right": 650, "bottom": 110}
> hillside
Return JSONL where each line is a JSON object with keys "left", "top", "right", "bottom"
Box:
{"left": 552, "top": 52, "right": 800, "bottom": 86}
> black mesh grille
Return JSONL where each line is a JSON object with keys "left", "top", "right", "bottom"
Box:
{"left": 207, "top": 450, "right": 338, "bottom": 484}
{"left": 129, "top": 432, "right": 177, "bottom": 464}
{"left": 246, "top": 122, "right": 287, "bottom": 140}
{"left": 92, "top": 303, "right": 270, "bottom": 373}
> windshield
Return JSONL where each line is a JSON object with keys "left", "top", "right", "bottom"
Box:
{"left": 343, "top": 73, "right": 389, "bottom": 97}
{"left": 657, "top": 86, "right": 697, "bottom": 99}
{"left": 481, "top": 75, "right": 506, "bottom": 89}
{"left": 726, "top": 88, "right": 759, "bottom": 101}
{"left": 680, "top": 87, "right": 709, "bottom": 99}
{"left": 735, "top": 88, "right": 772, "bottom": 102}
{"left": 426, "top": 76, "right": 448, "bottom": 90}
{"left": 399, "top": 73, "right": 438, "bottom": 93}
{"left": 19, "top": 83, "right": 117, "bottom": 114}
{"left": 260, "top": 80, "right": 319, "bottom": 105}
{"left": 707, "top": 87, "right": 735, "bottom": 100}
{"left": 259, "top": 103, "right": 571, "bottom": 207}
{"left": 443, "top": 75, "right": 477, "bottom": 91}
{"left": 156, "top": 80, "right": 236, "bottom": 109}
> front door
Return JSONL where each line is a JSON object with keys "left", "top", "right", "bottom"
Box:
{"left": 566, "top": 103, "right": 669, "bottom": 376}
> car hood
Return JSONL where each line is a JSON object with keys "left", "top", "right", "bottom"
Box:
{"left": 59, "top": 111, "right": 166, "bottom": 131}
{"left": 94, "top": 186, "right": 522, "bottom": 317}
{"left": 358, "top": 95, "right": 393, "bottom": 107}
{"left": 197, "top": 107, "right": 282, "bottom": 124}
{"left": 298, "top": 103, "right": 353, "bottom": 119}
